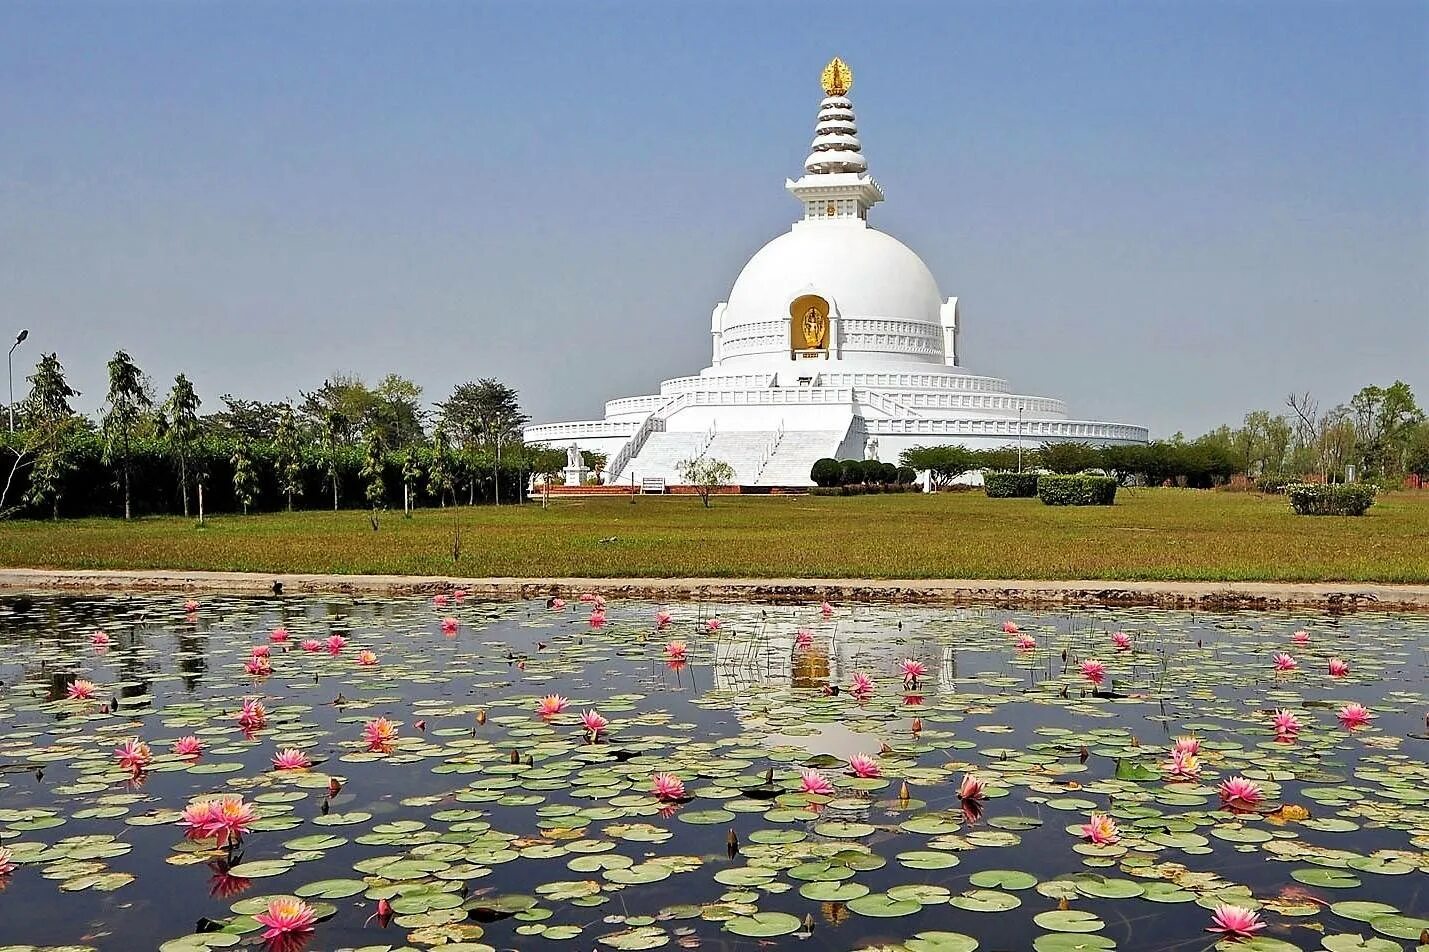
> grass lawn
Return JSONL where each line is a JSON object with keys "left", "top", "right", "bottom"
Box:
{"left": 2, "top": 489, "right": 1427, "bottom": 583}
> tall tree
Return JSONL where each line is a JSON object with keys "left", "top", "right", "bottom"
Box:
{"left": 375, "top": 374, "right": 426, "bottom": 448}
{"left": 427, "top": 428, "right": 454, "bottom": 507}
{"left": 101, "top": 351, "right": 153, "bottom": 520}
{"left": 361, "top": 427, "right": 386, "bottom": 530}
{"left": 437, "top": 379, "right": 527, "bottom": 453}
{"left": 323, "top": 410, "right": 345, "bottom": 510}
{"left": 231, "top": 440, "right": 257, "bottom": 515}
{"left": 400, "top": 445, "right": 422, "bottom": 517}
{"left": 274, "top": 403, "right": 304, "bottom": 512}
{"left": 11, "top": 353, "right": 81, "bottom": 518}
{"left": 161, "top": 374, "right": 202, "bottom": 517}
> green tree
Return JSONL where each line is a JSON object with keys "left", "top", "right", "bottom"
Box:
{"left": 11, "top": 353, "right": 81, "bottom": 518}
{"left": 231, "top": 440, "right": 257, "bottom": 515}
{"left": 899, "top": 445, "right": 977, "bottom": 488}
{"left": 1348, "top": 382, "right": 1422, "bottom": 477}
{"left": 160, "top": 374, "right": 202, "bottom": 517}
{"left": 101, "top": 350, "right": 153, "bottom": 520}
{"left": 375, "top": 374, "right": 426, "bottom": 449}
{"left": 274, "top": 403, "right": 304, "bottom": 511}
{"left": 400, "top": 445, "right": 422, "bottom": 517}
{"left": 437, "top": 379, "right": 527, "bottom": 453}
{"left": 361, "top": 427, "right": 386, "bottom": 528}
{"left": 323, "top": 410, "right": 345, "bottom": 510}
{"left": 427, "top": 428, "right": 454, "bottom": 506}
{"left": 677, "top": 456, "right": 735, "bottom": 508}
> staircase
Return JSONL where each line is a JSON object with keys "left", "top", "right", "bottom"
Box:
{"left": 622, "top": 428, "right": 846, "bottom": 487}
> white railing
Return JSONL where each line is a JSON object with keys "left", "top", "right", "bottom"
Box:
{"left": 853, "top": 387, "right": 922, "bottom": 419}
{"left": 605, "top": 395, "right": 690, "bottom": 482}
{"left": 753, "top": 420, "right": 786, "bottom": 484}
{"left": 863, "top": 417, "right": 1149, "bottom": 443}
{"left": 523, "top": 419, "right": 640, "bottom": 442}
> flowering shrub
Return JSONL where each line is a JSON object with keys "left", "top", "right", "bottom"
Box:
{"left": 1286, "top": 483, "right": 1375, "bottom": 516}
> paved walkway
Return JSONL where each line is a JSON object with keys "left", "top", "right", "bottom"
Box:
{"left": 1, "top": 568, "right": 1427, "bottom": 612}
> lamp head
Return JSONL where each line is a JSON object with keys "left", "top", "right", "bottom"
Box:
{"left": 14, "top": 329, "right": 27, "bottom": 344}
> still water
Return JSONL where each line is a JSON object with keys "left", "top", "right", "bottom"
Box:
{"left": 0, "top": 594, "right": 1425, "bottom": 951}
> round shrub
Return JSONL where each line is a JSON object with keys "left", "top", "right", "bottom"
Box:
{"left": 1037, "top": 473, "right": 1118, "bottom": 506}
{"left": 839, "top": 459, "right": 865, "bottom": 486}
{"left": 1286, "top": 483, "right": 1375, "bottom": 516}
{"left": 983, "top": 471, "right": 1039, "bottom": 498}
{"left": 895, "top": 465, "right": 916, "bottom": 485}
{"left": 810, "top": 457, "right": 842, "bottom": 487}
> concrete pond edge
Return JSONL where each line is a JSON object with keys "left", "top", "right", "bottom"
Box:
{"left": 2, "top": 568, "right": 1429, "bottom": 614}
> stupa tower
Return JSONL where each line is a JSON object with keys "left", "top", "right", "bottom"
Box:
{"left": 788, "top": 57, "right": 884, "bottom": 222}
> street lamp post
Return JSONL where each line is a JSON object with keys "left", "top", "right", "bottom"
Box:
{"left": 8, "top": 328, "right": 29, "bottom": 432}
{"left": 1016, "top": 405, "right": 1024, "bottom": 473}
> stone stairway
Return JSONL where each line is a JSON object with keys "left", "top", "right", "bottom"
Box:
{"left": 621, "top": 428, "right": 846, "bottom": 487}
{"left": 753, "top": 430, "right": 846, "bottom": 485}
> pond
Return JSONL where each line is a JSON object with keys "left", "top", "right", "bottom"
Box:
{"left": 0, "top": 593, "right": 1426, "bottom": 952}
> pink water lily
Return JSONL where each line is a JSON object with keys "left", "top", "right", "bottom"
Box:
{"left": 1111, "top": 632, "right": 1132, "bottom": 651}
{"left": 899, "top": 658, "right": 928, "bottom": 684}
{"left": 1002, "top": 620, "right": 1020, "bottom": 633}
{"left": 1163, "top": 748, "right": 1200, "bottom": 780}
{"left": 1218, "top": 776, "right": 1264, "bottom": 811}
{"left": 115, "top": 737, "right": 152, "bottom": 773}
{"left": 536, "top": 694, "right": 569, "bottom": 717}
{"left": 362, "top": 717, "right": 399, "bottom": 751}
{"left": 244, "top": 656, "right": 272, "bottom": 676}
{"left": 1173, "top": 735, "right": 1201, "bottom": 755}
{"left": 250, "top": 644, "right": 271, "bottom": 658}
{"left": 269, "top": 627, "right": 290, "bottom": 642}
{"left": 847, "top": 753, "right": 881, "bottom": 778}
{"left": 325, "top": 634, "right": 346, "bottom": 654}
{"left": 1080, "top": 659, "right": 1106, "bottom": 686}
{"left": 180, "top": 795, "right": 257, "bottom": 846}
{"left": 1338, "top": 702, "right": 1374, "bottom": 729}
{"left": 440, "top": 617, "right": 459, "bottom": 633}
{"left": 958, "top": 773, "right": 986, "bottom": 801}
{"left": 236, "top": 697, "right": 267, "bottom": 729}
{"left": 1272, "top": 709, "right": 1301, "bottom": 739}
{"left": 1291, "top": 629, "right": 1310, "bottom": 645}
{"left": 706, "top": 618, "right": 721, "bottom": 631}
{"left": 580, "top": 709, "right": 609, "bottom": 739}
{"left": 850, "top": 671, "right": 874, "bottom": 695}
{"left": 183, "top": 599, "right": 199, "bottom": 613}
{"left": 549, "top": 597, "right": 566, "bottom": 610}
{"left": 272, "top": 747, "right": 312, "bottom": 770}
{"left": 453, "top": 589, "right": 467, "bottom": 601}
{"left": 433, "top": 593, "right": 450, "bottom": 606}
{"left": 0, "top": 846, "right": 14, "bottom": 877}
{"left": 356, "top": 650, "right": 378, "bottom": 666}
{"left": 1015, "top": 633, "right": 1037, "bottom": 650}
{"left": 1327, "top": 657, "right": 1349, "bottom": 677}
{"left": 800, "top": 769, "right": 834, "bottom": 796}
{"left": 655, "top": 609, "right": 672, "bottom": 627}
{"left": 300, "top": 639, "right": 322, "bottom": 652}
{"left": 172, "top": 736, "right": 204, "bottom": 757}
{"left": 663, "top": 641, "right": 688, "bottom": 662}
{"left": 651, "top": 772, "right": 686, "bottom": 801}
{"left": 588, "top": 610, "right": 606, "bottom": 627}
{"left": 67, "top": 679, "right": 98, "bottom": 701}
{"left": 1272, "top": 652, "right": 1298, "bottom": 672}
{"left": 593, "top": 595, "right": 607, "bottom": 609}
{"left": 1081, "top": 813, "right": 1118, "bottom": 845}
{"left": 819, "top": 601, "right": 834, "bottom": 616}
{"left": 794, "top": 629, "right": 814, "bottom": 650}
{"left": 1207, "top": 904, "right": 1266, "bottom": 940}
{"left": 90, "top": 630, "right": 110, "bottom": 647}
{"left": 255, "top": 897, "right": 318, "bottom": 940}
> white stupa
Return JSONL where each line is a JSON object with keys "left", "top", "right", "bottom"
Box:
{"left": 525, "top": 58, "right": 1148, "bottom": 486}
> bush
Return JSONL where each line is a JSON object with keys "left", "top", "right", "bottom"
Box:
{"left": 983, "top": 471, "right": 1039, "bottom": 498}
{"left": 879, "top": 461, "right": 898, "bottom": 484}
{"left": 1286, "top": 483, "right": 1375, "bottom": 516}
{"left": 839, "top": 459, "right": 864, "bottom": 486}
{"left": 1037, "top": 473, "right": 1118, "bottom": 506}
{"left": 1257, "top": 475, "right": 1292, "bottom": 495}
{"left": 810, "top": 458, "right": 841, "bottom": 487}
{"left": 895, "top": 465, "right": 917, "bottom": 485}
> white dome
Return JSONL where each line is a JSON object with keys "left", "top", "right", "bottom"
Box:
{"left": 725, "top": 224, "right": 943, "bottom": 325}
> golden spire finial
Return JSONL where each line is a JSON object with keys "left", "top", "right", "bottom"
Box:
{"left": 820, "top": 57, "right": 853, "bottom": 97}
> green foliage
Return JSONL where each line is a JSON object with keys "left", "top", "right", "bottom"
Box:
{"left": 838, "top": 459, "right": 863, "bottom": 486}
{"left": 361, "top": 428, "right": 387, "bottom": 514}
{"left": 1037, "top": 473, "right": 1118, "bottom": 506}
{"left": 899, "top": 444, "right": 976, "bottom": 488}
{"left": 810, "top": 457, "right": 841, "bottom": 487}
{"left": 436, "top": 378, "right": 527, "bottom": 453}
{"left": 230, "top": 441, "right": 257, "bottom": 514}
{"left": 1257, "top": 475, "right": 1292, "bottom": 494}
{"left": 1038, "top": 441, "right": 1101, "bottom": 474}
{"left": 100, "top": 350, "right": 153, "bottom": 519}
{"left": 427, "top": 429, "right": 456, "bottom": 504}
{"left": 274, "top": 403, "right": 304, "bottom": 510}
{"left": 1286, "top": 483, "right": 1376, "bottom": 516}
{"left": 677, "top": 456, "right": 736, "bottom": 508}
{"left": 983, "top": 471, "right": 1039, "bottom": 498}
{"left": 895, "top": 465, "right": 917, "bottom": 485}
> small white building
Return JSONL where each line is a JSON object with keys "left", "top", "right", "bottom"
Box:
{"left": 525, "top": 58, "right": 1148, "bottom": 486}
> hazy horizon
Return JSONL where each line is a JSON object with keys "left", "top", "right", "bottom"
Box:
{"left": 3, "top": 1, "right": 1426, "bottom": 438}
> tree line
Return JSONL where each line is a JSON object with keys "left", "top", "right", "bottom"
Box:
{"left": 901, "top": 381, "right": 1429, "bottom": 489}
{"left": 1, "top": 350, "right": 582, "bottom": 521}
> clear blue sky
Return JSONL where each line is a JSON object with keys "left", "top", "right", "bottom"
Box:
{"left": 3, "top": 0, "right": 1426, "bottom": 437}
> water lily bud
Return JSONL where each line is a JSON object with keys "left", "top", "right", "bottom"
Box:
{"left": 911, "top": 717, "right": 922, "bottom": 733}
{"left": 899, "top": 781, "right": 910, "bottom": 800}
{"left": 476, "top": 709, "right": 487, "bottom": 725}
{"left": 415, "top": 719, "right": 426, "bottom": 731}
{"left": 1079, "top": 745, "right": 1089, "bottom": 763}
{"left": 509, "top": 749, "right": 519, "bottom": 764}
{"left": 803, "top": 913, "right": 814, "bottom": 933}
{"left": 327, "top": 778, "right": 342, "bottom": 797}
{"left": 726, "top": 828, "right": 739, "bottom": 854}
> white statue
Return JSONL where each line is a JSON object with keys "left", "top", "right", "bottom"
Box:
{"left": 864, "top": 437, "right": 879, "bottom": 461}
{"left": 567, "top": 444, "right": 582, "bottom": 469}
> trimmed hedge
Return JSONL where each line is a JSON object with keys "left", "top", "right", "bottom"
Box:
{"left": 1286, "top": 483, "right": 1375, "bottom": 516}
{"left": 1037, "top": 473, "right": 1118, "bottom": 506}
{"left": 810, "top": 458, "right": 842, "bottom": 487}
{"left": 810, "top": 457, "right": 906, "bottom": 488}
{"left": 1257, "top": 475, "right": 1292, "bottom": 495}
{"left": 983, "top": 471, "right": 1039, "bottom": 498}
